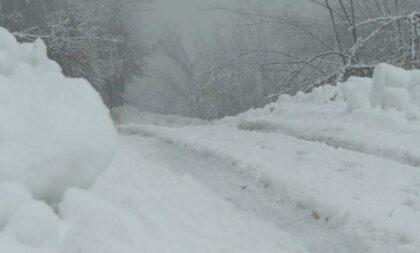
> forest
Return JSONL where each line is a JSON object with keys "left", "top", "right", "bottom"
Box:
{"left": 1, "top": 0, "right": 419, "bottom": 119}
{"left": 1, "top": 1, "right": 420, "bottom": 252}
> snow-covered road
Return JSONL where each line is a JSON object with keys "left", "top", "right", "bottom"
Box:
{"left": 126, "top": 134, "right": 368, "bottom": 253}
{"left": 119, "top": 122, "right": 420, "bottom": 253}
{"left": 2, "top": 27, "right": 419, "bottom": 253}
{"left": 57, "top": 134, "right": 307, "bottom": 253}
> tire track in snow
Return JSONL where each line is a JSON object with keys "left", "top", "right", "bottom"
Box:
{"left": 119, "top": 124, "right": 420, "bottom": 253}
{"left": 236, "top": 118, "right": 420, "bottom": 168}
{"left": 123, "top": 131, "right": 371, "bottom": 253}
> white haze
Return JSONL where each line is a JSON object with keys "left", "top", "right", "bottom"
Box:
{"left": 144, "top": 0, "right": 323, "bottom": 56}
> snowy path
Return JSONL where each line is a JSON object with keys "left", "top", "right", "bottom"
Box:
{"left": 233, "top": 116, "right": 420, "bottom": 167}
{"left": 128, "top": 135, "right": 368, "bottom": 253}
{"left": 120, "top": 124, "right": 420, "bottom": 253}
{"left": 58, "top": 135, "right": 308, "bottom": 253}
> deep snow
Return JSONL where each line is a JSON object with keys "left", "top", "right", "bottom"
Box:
{"left": 0, "top": 27, "right": 305, "bottom": 253}
{"left": 116, "top": 63, "right": 420, "bottom": 252}
{"left": 119, "top": 123, "right": 420, "bottom": 253}
{"left": 0, "top": 27, "right": 118, "bottom": 204}
{"left": 58, "top": 139, "right": 307, "bottom": 253}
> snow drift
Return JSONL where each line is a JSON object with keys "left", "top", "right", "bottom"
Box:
{"left": 278, "top": 63, "right": 420, "bottom": 114}
{"left": 0, "top": 27, "right": 118, "bottom": 203}
{"left": 226, "top": 63, "right": 420, "bottom": 167}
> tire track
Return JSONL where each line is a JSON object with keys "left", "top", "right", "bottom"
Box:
{"left": 127, "top": 135, "right": 369, "bottom": 253}
{"left": 237, "top": 119, "right": 420, "bottom": 168}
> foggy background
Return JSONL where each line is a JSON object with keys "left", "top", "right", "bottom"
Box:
{"left": 1, "top": 0, "right": 419, "bottom": 119}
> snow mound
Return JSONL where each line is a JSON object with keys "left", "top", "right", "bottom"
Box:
{"left": 260, "top": 63, "right": 419, "bottom": 114}
{"left": 230, "top": 63, "right": 420, "bottom": 121}
{"left": 0, "top": 27, "right": 118, "bottom": 203}
{"left": 370, "top": 63, "right": 420, "bottom": 112}
{"left": 223, "top": 63, "right": 420, "bottom": 168}
{"left": 0, "top": 183, "right": 64, "bottom": 253}
{"left": 340, "top": 76, "right": 372, "bottom": 111}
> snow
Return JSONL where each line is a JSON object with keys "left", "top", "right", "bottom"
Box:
{"left": 0, "top": 184, "right": 34, "bottom": 235}
{"left": 340, "top": 76, "right": 372, "bottom": 111}
{"left": 0, "top": 27, "right": 302, "bottom": 253}
{"left": 259, "top": 63, "right": 420, "bottom": 117}
{"left": 59, "top": 144, "right": 306, "bottom": 253}
{"left": 0, "top": 27, "right": 118, "bottom": 204}
{"left": 1, "top": 24, "right": 420, "bottom": 253}
{"left": 0, "top": 183, "right": 64, "bottom": 253}
{"left": 4, "top": 201, "right": 60, "bottom": 248}
{"left": 119, "top": 124, "right": 420, "bottom": 253}
{"left": 111, "top": 105, "right": 208, "bottom": 126}
{"left": 116, "top": 63, "right": 420, "bottom": 252}
{"left": 370, "top": 63, "right": 419, "bottom": 112}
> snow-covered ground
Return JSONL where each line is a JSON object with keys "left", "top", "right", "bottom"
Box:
{"left": 1, "top": 25, "right": 420, "bottom": 253}
{"left": 59, "top": 137, "right": 307, "bottom": 253}
{"left": 0, "top": 27, "right": 303, "bottom": 253}
{"left": 116, "top": 64, "right": 420, "bottom": 252}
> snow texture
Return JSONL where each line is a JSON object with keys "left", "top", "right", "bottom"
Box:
{"left": 58, "top": 145, "right": 306, "bottom": 253}
{"left": 117, "top": 63, "right": 420, "bottom": 253}
{"left": 0, "top": 27, "right": 300, "bottom": 253}
{"left": 0, "top": 27, "right": 118, "bottom": 204}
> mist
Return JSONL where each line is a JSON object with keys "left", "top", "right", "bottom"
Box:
{"left": 2, "top": 0, "right": 419, "bottom": 119}
{"left": 1, "top": 1, "right": 420, "bottom": 252}
{"left": 144, "top": 0, "right": 320, "bottom": 56}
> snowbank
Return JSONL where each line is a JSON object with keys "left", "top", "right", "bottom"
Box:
{"left": 220, "top": 63, "right": 420, "bottom": 167}
{"left": 282, "top": 63, "right": 420, "bottom": 114}
{"left": 0, "top": 27, "right": 118, "bottom": 203}
{"left": 370, "top": 63, "right": 420, "bottom": 112}
{"left": 0, "top": 183, "right": 65, "bottom": 253}
{"left": 231, "top": 63, "right": 419, "bottom": 117}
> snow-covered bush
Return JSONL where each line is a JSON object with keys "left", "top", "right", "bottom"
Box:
{"left": 0, "top": 27, "right": 118, "bottom": 203}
